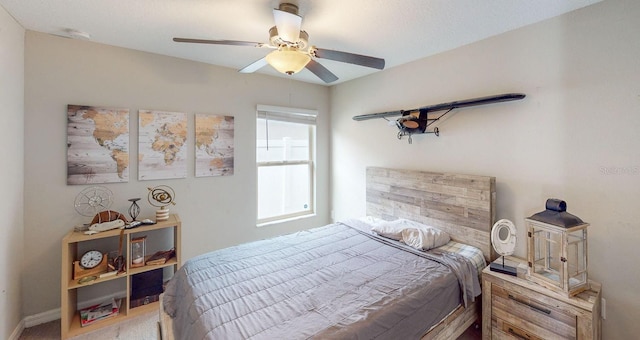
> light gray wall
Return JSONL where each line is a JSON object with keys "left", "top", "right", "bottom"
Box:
{"left": 0, "top": 4, "right": 25, "bottom": 339}
{"left": 23, "top": 31, "right": 330, "bottom": 316}
{"left": 330, "top": 0, "right": 639, "bottom": 338}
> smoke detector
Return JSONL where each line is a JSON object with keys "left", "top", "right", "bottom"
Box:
{"left": 64, "top": 28, "right": 91, "bottom": 40}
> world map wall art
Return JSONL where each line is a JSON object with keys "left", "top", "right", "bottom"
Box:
{"left": 138, "top": 110, "right": 188, "bottom": 181}
{"left": 195, "top": 114, "right": 235, "bottom": 177}
{"left": 67, "top": 105, "right": 130, "bottom": 185}
{"left": 66, "top": 105, "right": 233, "bottom": 184}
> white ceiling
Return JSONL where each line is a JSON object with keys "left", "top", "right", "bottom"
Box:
{"left": 1, "top": 0, "right": 601, "bottom": 85}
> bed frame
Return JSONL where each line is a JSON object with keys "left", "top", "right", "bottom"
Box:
{"left": 159, "top": 167, "right": 496, "bottom": 340}
{"left": 365, "top": 167, "right": 496, "bottom": 339}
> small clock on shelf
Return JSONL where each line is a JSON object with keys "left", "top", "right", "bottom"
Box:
{"left": 73, "top": 250, "right": 109, "bottom": 280}
{"left": 81, "top": 250, "right": 103, "bottom": 268}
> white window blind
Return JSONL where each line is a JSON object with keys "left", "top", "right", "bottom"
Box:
{"left": 256, "top": 105, "right": 317, "bottom": 125}
{"left": 256, "top": 105, "right": 317, "bottom": 225}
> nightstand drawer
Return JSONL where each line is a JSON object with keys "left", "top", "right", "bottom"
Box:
{"left": 492, "top": 284, "right": 576, "bottom": 339}
{"left": 492, "top": 321, "right": 543, "bottom": 340}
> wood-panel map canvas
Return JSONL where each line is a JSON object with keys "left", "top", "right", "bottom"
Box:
{"left": 67, "top": 105, "right": 129, "bottom": 185}
{"left": 138, "top": 110, "right": 187, "bottom": 180}
{"left": 195, "top": 114, "right": 234, "bottom": 177}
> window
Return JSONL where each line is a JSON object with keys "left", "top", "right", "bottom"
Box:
{"left": 256, "top": 105, "right": 316, "bottom": 225}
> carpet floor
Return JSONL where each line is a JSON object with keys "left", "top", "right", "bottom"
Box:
{"left": 18, "top": 312, "right": 481, "bottom": 340}
{"left": 18, "top": 311, "right": 159, "bottom": 340}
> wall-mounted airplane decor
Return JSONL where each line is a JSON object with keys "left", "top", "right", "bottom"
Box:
{"left": 353, "top": 93, "right": 526, "bottom": 143}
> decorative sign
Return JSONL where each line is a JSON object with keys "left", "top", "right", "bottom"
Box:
{"left": 67, "top": 105, "right": 129, "bottom": 185}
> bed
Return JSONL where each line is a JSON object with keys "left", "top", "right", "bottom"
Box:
{"left": 159, "top": 167, "right": 496, "bottom": 339}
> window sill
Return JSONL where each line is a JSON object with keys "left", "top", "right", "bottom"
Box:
{"left": 256, "top": 213, "right": 316, "bottom": 228}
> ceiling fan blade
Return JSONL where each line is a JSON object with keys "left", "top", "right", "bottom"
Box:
{"left": 273, "top": 7, "right": 302, "bottom": 43}
{"left": 238, "top": 57, "right": 269, "bottom": 74}
{"left": 305, "top": 60, "right": 339, "bottom": 83}
{"left": 173, "top": 37, "right": 270, "bottom": 48}
{"left": 312, "top": 47, "right": 385, "bottom": 70}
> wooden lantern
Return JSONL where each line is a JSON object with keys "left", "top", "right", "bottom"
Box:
{"left": 526, "top": 199, "right": 589, "bottom": 297}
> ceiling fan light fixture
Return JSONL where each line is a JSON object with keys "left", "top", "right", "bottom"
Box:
{"left": 265, "top": 46, "right": 310, "bottom": 75}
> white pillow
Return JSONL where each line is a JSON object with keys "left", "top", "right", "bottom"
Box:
{"left": 401, "top": 227, "right": 450, "bottom": 251}
{"left": 370, "top": 218, "right": 450, "bottom": 250}
{"left": 370, "top": 219, "right": 406, "bottom": 240}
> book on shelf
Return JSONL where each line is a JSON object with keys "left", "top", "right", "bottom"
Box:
{"left": 79, "top": 297, "right": 122, "bottom": 327}
{"left": 146, "top": 248, "right": 176, "bottom": 265}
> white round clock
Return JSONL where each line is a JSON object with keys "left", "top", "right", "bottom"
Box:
{"left": 491, "top": 219, "right": 517, "bottom": 256}
{"left": 80, "top": 250, "right": 103, "bottom": 269}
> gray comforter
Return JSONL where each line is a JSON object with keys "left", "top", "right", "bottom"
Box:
{"left": 163, "top": 219, "right": 481, "bottom": 340}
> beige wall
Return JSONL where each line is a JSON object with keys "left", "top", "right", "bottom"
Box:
{"left": 23, "top": 31, "right": 330, "bottom": 316}
{"left": 0, "top": 4, "right": 25, "bottom": 339}
{"left": 330, "top": 0, "right": 639, "bottom": 338}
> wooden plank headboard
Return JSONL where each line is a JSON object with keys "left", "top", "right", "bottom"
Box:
{"left": 366, "top": 167, "right": 497, "bottom": 263}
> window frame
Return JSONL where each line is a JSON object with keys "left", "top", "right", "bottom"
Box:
{"left": 256, "top": 105, "right": 317, "bottom": 226}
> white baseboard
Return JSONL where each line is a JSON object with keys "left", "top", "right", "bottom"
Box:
{"left": 23, "top": 307, "right": 60, "bottom": 328}
{"left": 16, "top": 289, "right": 127, "bottom": 337}
{"left": 8, "top": 309, "right": 57, "bottom": 340}
{"left": 8, "top": 319, "right": 24, "bottom": 340}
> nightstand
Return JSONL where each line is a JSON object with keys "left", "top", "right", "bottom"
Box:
{"left": 482, "top": 257, "right": 601, "bottom": 339}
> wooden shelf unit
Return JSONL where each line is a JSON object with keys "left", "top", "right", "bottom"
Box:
{"left": 61, "top": 214, "right": 181, "bottom": 339}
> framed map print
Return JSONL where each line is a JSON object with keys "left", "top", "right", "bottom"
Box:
{"left": 138, "top": 110, "right": 187, "bottom": 180}
{"left": 195, "top": 114, "right": 234, "bottom": 177}
{"left": 67, "top": 105, "right": 129, "bottom": 185}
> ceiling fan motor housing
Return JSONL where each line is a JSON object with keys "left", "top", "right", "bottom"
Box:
{"left": 278, "top": 3, "right": 299, "bottom": 15}
{"left": 269, "top": 26, "right": 308, "bottom": 49}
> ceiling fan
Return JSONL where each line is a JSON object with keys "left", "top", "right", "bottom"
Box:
{"left": 173, "top": 3, "right": 385, "bottom": 83}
